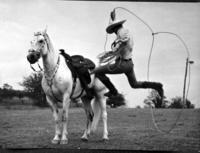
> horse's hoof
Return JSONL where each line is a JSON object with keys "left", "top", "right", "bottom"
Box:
{"left": 51, "top": 139, "right": 60, "bottom": 144}
{"left": 60, "top": 139, "right": 68, "bottom": 145}
{"left": 81, "top": 137, "right": 88, "bottom": 142}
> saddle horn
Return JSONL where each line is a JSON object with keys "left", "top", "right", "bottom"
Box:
{"left": 110, "top": 9, "right": 116, "bottom": 21}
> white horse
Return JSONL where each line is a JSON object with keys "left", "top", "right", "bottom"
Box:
{"left": 27, "top": 29, "right": 109, "bottom": 144}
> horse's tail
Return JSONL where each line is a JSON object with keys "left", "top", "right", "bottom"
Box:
{"left": 91, "top": 97, "right": 102, "bottom": 132}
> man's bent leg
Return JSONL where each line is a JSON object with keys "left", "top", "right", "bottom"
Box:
{"left": 95, "top": 73, "right": 118, "bottom": 97}
{"left": 92, "top": 63, "right": 124, "bottom": 97}
{"left": 125, "top": 68, "right": 164, "bottom": 99}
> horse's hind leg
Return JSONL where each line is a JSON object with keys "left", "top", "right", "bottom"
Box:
{"left": 90, "top": 93, "right": 109, "bottom": 140}
{"left": 99, "top": 95, "right": 109, "bottom": 140}
{"left": 46, "top": 96, "right": 61, "bottom": 144}
{"left": 81, "top": 97, "right": 93, "bottom": 141}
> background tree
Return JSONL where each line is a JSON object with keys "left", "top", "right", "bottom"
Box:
{"left": 20, "top": 72, "right": 48, "bottom": 107}
{"left": 185, "top": 100, "right": 195, "bottom": 109}
{"left": 106, "top": 93, "right": 126, "bottom": 108}
{"left": 0, "top": 83, "right": 14, "bottom": 98}
{"left": 169, "top": 96, "right": 194, "bottom": 109}
{"left": 3, "top": 83, "right": 13, "bottom": 90}
{"left": 0, "top": 83, "right": 27, "bottom": 105}
{"left": 144, "top": 89, "right": 168, "bottom": 108}
{"left": 136, "top": 105, "right": 141, "bottom": 109}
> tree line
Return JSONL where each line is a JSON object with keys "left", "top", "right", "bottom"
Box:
{"left": 144, "top": 90, "right": 195, "bottom": 109}
{"left": 0, "top": 72, "right": 195, "bottom": 109}
{"left": 0, "top": 73, "right": 47, "bottom": 107}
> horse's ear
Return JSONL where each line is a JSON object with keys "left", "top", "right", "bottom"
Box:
{"left": 43, "top": 26, "right": 48, "bottom": 34}
{"left": 34, "top": 31, "right": 42, "bottom": 36}
{"left": 43, "top": 29, "right": 47, "bottom": 34}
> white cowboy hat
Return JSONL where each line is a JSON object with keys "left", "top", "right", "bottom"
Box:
{"left": 106, "top": 19, "right": 126, "bottom": 34}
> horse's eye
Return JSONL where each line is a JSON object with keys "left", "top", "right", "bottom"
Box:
{"left": 38, "top": 40, "right": 44, "bottom": 43}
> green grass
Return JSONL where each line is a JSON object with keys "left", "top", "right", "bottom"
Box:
{"left": 0, "top": 106, "right": 199, "bottom": 151}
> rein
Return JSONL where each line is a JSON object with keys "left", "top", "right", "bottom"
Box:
{"left": 30, "top": 62, "right": 43, "bottom": 72}
{"left": 44, "top": 56, "right": 60, "bottom": 87}
{"left": 44, "top": 56, "right": 62, "bottom": 102}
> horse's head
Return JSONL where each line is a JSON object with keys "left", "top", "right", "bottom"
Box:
{"left": 27, "top": 30, "right": 49, "bottom": 64}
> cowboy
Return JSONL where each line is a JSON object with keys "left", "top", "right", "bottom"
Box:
{"left": 92, "top": 18, "right": 164, "bottom": 101}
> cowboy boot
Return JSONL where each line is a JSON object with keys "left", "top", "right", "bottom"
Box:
{"left": 142, "top": 81, "right": 164, "bottom": 100}
{"left": 95, "top": 74, "right": 118, "bottom": 97}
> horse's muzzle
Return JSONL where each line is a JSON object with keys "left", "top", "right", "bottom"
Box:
{"left": 27, "top": 50, "right": 41, "bottom": 64}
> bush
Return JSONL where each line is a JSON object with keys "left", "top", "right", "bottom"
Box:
{"left": 136, "top": 105, "right": 141, "bottom": 109}
{"left": 20, "top": 72, "right": 48, "bottom": 107}
{"left": 106, "top": 93, "right": 126, "bottom": 108}
{"left": 169, "top": 96, "right": 195, "bottom": 109}
{"left": 144, "top": 90, "right": 168, "bottom": 108}
{"left": 0, "top": 86, "right": 31, "bottom": 106}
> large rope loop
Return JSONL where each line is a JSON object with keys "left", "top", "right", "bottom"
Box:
{"left": 102, "top": 7, "right": 192, "bottom": 134}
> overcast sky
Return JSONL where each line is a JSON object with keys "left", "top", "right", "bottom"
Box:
{"left": 0, "top": 1, "right": 199, "bottom": 108}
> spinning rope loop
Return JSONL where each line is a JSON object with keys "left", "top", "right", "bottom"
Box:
{"left": 98, "top": 16, "right": 122, "bottom": 72}
{"left": 102, "top": 7, "right": 192, "bottom": 134}
{"left": 30, "top": 62, "right": 43, "bottom": 73}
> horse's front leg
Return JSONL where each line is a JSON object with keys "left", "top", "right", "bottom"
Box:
{"left": 46, "top": 96, "right": 61, "bottom": 144}
{"left": 60, "top": 93, "right": 70, "bottom": 144}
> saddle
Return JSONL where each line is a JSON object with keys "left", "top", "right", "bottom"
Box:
{"left": 59, "top": 49, "right": 95, "bottom": 86}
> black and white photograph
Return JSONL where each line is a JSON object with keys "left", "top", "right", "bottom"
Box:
{"left": 0, "top": 0, "right": 199, "bottom": 152}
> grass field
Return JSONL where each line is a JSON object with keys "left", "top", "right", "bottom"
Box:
{"left": 0, "top": 106, "right": 199, "bottom": 151}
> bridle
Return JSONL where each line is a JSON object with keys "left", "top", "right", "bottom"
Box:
{"left": 29, "top": 33, "right": 45, "bottom": 72}
{"left": 29, "top": 32, "right": 62, "bottom": 102}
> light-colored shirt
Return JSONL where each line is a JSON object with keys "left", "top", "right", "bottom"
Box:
{"left": 111, "top": 27, "right": 133, "bottom": 60}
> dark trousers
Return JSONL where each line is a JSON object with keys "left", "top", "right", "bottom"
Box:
{"left": 93, "top": 58, "right": 163, "bottom": 94}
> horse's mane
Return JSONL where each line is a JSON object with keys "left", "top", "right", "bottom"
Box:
{"left": 43, "top": 32, "right": 55, "bottom": 53}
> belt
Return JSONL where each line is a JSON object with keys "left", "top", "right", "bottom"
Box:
{"left": 116, "top": 57, "right": 132, "bottom": 62}
{"left": 121, "top": 58, "right": 132, "bottom": 61}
